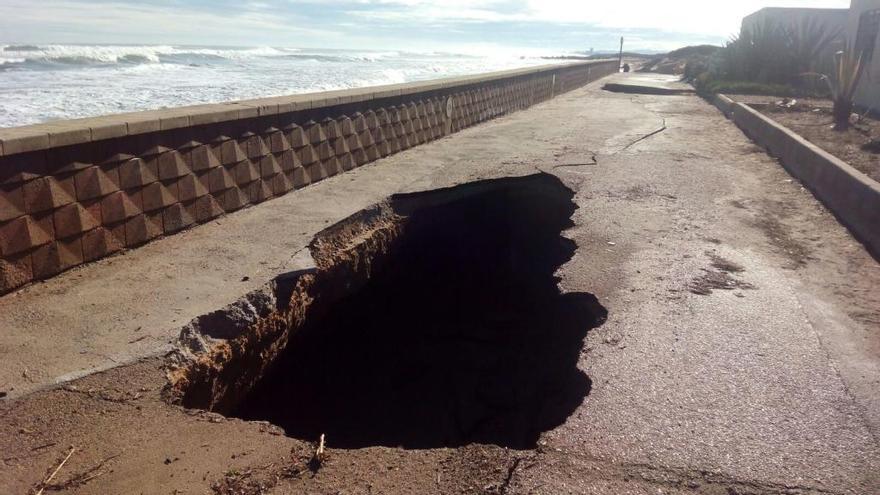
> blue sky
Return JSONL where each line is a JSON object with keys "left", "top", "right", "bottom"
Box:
{"left": 0, "top": 0, "right": 853, "bottom": 54}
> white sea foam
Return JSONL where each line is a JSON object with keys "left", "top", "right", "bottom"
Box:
{"left": 0, "top": 44, "right": 562, "bottom": 128}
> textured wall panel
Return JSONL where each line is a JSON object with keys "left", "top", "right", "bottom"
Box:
{"left": 0, "top": 60, "right": 618, "bottom": 293}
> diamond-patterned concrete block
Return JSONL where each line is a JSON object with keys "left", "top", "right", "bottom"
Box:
{"left": 163, "top": 201, "right": 195, "bottom": 233}
{"left": 190, "top": 144, "right": 222, "bottom": 171}
{"left": 298, "top": 145, "right": 317, "bottom": 166}
{"left": 245, "top": 133, "right": 270, "bottom": 159}
{"left": 119, "top": 158, "right": 158, "bottom": 189}
{"left": 175, "top": 174, "right": 209, "bottom": 202}
{"left": 204, "top": 166, "right": 235, "bottom": 193}
{"left": 233, "top": 160, "right": 260, "bottom": 185}
{"left": 353, "top": 148, "right": 368, "bottom": 166}
{"left": 157, "top": 151, "right": 191, "bottom": 180}
{"left": 352, "top": 112, "right": 367, "bottom": 133}
{"left": 54, "top": 202, "right": 101, "bottom": 239}
{"left": 345, "top": 134, "right": 362, "bottom": 152}
{"left": 376, "top": 109, "right": 390, "bottom": 127}
{"left": 285, "top": 125, "right": 308, "bottom": 148}
{"left": 23, "top": 176, "right": 76, "bottom": 214}
{"left": 247, "top": 180, "right": 273, "bottom": 204}
{"left": 272, "top": 172, "right": 294, "bottom": 195}
{"left": 101, "top": 190, "right": 143, "bottom": 224}
{"left": 365, "top": 110, "right": 379, "bottom": 130}
{"left": 260, "top": 154, "right": 282, "bottom": 179}
{"left": 193, "top": 194, "right": 224, "bottom": 223}
{"left": 0, "top": 215, "right": 53, "bottom": 256}
{"left": 339, "top": 116, "right": 354, "bottom": 136}
{"left": 358, "top": 130, "right": 374, "bottom": 147}
{"left": 365, "top": 145, "right": 380, "bottom": 162}
{"left": 0, "top": 253, "right": 33, "bottom": 293}
{"left": 1, "top": 184, "right": 26, "bottom": 222}
{"left": 305, "top": 121, "right": 326, "bottom": 145}
{"left": 278, "top": 150, "right": 299, "bottom": 172}
{"left": 339, "top": 153, "right": 355, "bottom": 172}
{"left": 291, "top": 168, "right": 309, "bottom": 189}
{"left": 316, "top": 141, "right": 333, "bottom": 161}
{"left": 220, "top": 139, "right": 248, "bottom": 165}
{"left": 124, "top": 212, "right": 163, "bottom": 247}
{"left": 82, "top": 225, "right": 125, "bottom": 262}
{"left": 332, "top": 138, "right": 349, "bottom": 156}
{"left": 221, "top": 186, "right": 249, "bottom": 212}
{"left": 306, "top": 163, "right": 327, "bottom": 183}
{"left": 267, "top": 130, "right": 290, "bottom": 153}
{"left": 377, "top": 141, "right": 391, "bottom": 158}
{"left": 142, "top": 181, "right": 178, "bottom": 212}
{"left": 323, "top": 157, "right": 341, "bottom": 177}
{"left": 322, "top": 117, "right": 340, "bottom": 140}
{"left": 32, "top": 237, "right": 84, "bottom": 279}
{"left": 74, "top": 165, "right": 120, "bottom": 201}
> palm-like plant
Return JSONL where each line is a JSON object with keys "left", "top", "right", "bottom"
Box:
{"left": 805, "top": 46, "right": 866, "bottom": 130}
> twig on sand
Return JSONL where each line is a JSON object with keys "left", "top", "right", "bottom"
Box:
{"left": 35, "top": 447, "right": 75, "bottom": 495}
{"left": 49, "top": 452, "right": 122, "bottom": 490}
{"left": 308, "top": 434, "right": 327, "bottom": 473}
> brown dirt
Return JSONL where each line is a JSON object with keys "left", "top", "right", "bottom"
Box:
{"left": 756, "top": 101, "right": 880, "bottom": 182}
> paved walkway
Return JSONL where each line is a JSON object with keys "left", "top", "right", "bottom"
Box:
{"left": 1, "top": 74, "right": 878, "bottom": 494}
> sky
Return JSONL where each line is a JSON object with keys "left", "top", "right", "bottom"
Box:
{"left": 0, "top": 0, "right": 854, "bottom": 54}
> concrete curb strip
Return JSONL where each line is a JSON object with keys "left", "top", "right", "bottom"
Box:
{"left": 712, "top": 94, "right": 880, "bottom": 258}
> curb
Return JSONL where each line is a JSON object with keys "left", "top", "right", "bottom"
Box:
{"left": 711, "top": 94, "right": 880, "bottom": 259}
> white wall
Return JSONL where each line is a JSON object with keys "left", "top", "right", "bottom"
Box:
{"left": 850, "top": 0, "right": 880, "bottom": 109}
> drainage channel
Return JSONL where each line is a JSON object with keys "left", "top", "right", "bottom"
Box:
{"left": 167, "top": 173, "right": 606, "bottom": 451}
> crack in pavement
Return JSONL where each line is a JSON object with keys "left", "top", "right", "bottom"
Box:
{"left": 618, "top": 117, "right": 668, "bottom": 152}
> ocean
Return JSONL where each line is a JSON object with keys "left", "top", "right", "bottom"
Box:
{"left": 0, "top": 44, "right": 563, "bottom": 129}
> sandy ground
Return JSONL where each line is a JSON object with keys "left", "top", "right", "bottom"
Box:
{"left": 1, "top": 74, "right": 879, "bottom": 494}
{"left": 759, "top": 103, "right": 880, "bottom": 182}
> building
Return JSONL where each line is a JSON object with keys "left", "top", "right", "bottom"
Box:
{"left": 742, "top": 7, "right": 849, "bottom": 37}
{"left": 849, "top": 1, "right": 880, "bottom": 109}
{"left": 740, "top": 2, "right": 880, "bottom": 110}
{"left": 741, "top": 7, "right": 848, "bottom": 74}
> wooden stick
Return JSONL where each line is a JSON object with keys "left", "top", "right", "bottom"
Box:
{"left": 36, "top": 447, "right": 75, "bottom": 495}
{"left": 316, "top": 434, "right": 325, "bottom": 459}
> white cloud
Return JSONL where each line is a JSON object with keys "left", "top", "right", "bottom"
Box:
{"left": 0, "top": 0, "right": 856, "bottom": 51}
{"left": 0, "top": 0, "right": 338, "bottom": 45}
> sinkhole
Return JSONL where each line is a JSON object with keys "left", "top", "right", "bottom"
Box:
{"left": 197, "top": 174, "right": 606, "bottom": 450}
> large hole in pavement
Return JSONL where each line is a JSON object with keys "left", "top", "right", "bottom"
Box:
{"left": 230, "top": 174, "right": 607, "bottom": 450}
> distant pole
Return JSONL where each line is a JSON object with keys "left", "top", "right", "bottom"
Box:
{"left": 618, "top": 37, "right": 624, "bottom": 71}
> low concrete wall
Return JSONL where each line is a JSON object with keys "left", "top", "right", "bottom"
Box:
{"left": 0, "top": 60, "right": 618, "bottom": 293}
{"left": 712, "top": 94, "right": 736, "bottom": 118}
{"left": 713, "top": 96, "right": 880, "bottom": 258}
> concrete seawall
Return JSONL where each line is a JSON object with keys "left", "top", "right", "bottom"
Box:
{"left": 0, "top": 60, "right": 618, "bottom": 294}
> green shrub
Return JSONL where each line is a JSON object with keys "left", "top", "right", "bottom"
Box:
{"left": 715, "top": 18, "right": 842, "bottom": 87}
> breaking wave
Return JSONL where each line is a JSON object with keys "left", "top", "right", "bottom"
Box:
{"left": 0, "top": 43, "right": 560, "bottom": 127}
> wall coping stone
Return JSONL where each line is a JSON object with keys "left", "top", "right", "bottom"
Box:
{"left": 0, "top": 60, "right": 613, "bottom": 157}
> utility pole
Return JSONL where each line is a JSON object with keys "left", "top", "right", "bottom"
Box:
{"left": 618, "top": 37, "right": 624, "bottom": 72}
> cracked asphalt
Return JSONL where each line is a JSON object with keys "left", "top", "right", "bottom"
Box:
{"left": 1, "top": 73, "right": 878, "bottom": 494}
